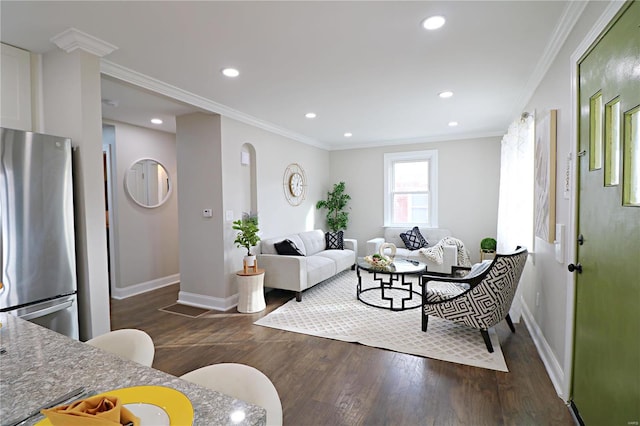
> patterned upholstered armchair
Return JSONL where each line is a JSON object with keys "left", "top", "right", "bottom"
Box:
{"left": 421, "top": 247, "right": 528, "bottom": 353}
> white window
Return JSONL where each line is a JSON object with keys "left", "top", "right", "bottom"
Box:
{"left": 384, "top": 150, "right": 438, "bottom": 227}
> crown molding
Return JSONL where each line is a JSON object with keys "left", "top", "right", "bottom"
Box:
{"left": 517, "top": 0, "right": 588, "bottom": 112}
{"left": 328, "top": 130, "right": 504, "bottom": 151}
{"left": 50, "top": 28, "right": 118, "bottom": 57}
{"left": 100, "top": 60, "right": 327, "bottom": 150}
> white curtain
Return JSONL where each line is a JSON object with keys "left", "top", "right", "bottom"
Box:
{"left": 496, "top": 114, "right": 534, "bottom": 253}
{"left": 496, "top": 114, "right": 534, "bottom": 322}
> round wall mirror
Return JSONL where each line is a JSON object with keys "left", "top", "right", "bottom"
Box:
{"left": 125, "top": 158, "right": 172, "bottom": 208}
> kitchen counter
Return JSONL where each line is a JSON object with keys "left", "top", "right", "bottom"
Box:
{"left": 0, "top": 313, "right": 266, "bottom": 425}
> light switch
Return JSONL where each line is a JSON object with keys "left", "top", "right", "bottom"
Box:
{"left": 202, "top": 209, "right": 213, "bottom": 218}
{"left": 225, "top": 210, "right": 234, "bottom": 221}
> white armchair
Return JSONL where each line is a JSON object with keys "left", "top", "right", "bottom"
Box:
{"left": 366, "top": 227, "right": 458, "bottom": 275}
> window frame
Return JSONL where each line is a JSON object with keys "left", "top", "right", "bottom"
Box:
{"left": 383, "top": 150, "right": 438, "bottom": 227}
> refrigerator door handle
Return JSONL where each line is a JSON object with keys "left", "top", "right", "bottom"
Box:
{"left": 19, "top": 300, "right": 73, "bottom": 320}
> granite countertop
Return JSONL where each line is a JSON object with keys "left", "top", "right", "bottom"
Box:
{"left": 0, "top": 313, "right": 266, "bottom": 425}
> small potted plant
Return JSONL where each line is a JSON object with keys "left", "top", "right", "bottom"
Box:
{"left": 233, "top": 213, "right": 260, "bottom": 267}
{"left": 480, "top": 237, "right": 497, "bottom": 254}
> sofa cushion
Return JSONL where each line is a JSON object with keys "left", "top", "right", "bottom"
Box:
{"left": 400, "top": 226, "right": 429, "bottom": 250}
{"left": 299, "top": 230, "right": 327, "bottom": 256}
{"left": 260, "top": 234, "right": 307, "bottom": 256}
{"left": 316, "top": 249, "right": 354, "bottom": 272}
{"left": 274, "top": 239, "right": 304, "bottom": 256}
{"left": 325, "top": 231, "right": 344, "bottom": 250}
{"left": 305, "top": 255, "right": 337, "bottom": 286}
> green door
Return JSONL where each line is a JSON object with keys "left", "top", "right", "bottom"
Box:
{"left": 573, "top": 1, "right": 640, "bottom": 424}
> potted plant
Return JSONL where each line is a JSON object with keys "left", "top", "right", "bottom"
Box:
{"left": 480, "top": 237, "right": 497, "bottom": 253}
{"left": 316, "top": 181, "right": 351, "bottom": 232}
{"left": 233, "top": 213, "right": 260, "bottom": 266}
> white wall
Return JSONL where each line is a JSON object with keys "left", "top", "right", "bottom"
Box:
{"left": 330, "top": 136, "right": 501, "bottom": 263}
{"left": 104, "top": 120, "right": 179, "bottom": 297}
{"left": 221, "top": 117, "right": 331, "bottom": 295}
{"left": 518, "top": 0, "right": 611, "bottom": 400}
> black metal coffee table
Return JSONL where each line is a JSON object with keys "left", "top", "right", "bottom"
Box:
{"left": 356, "top": 257, "right": 426, "bottom": 311}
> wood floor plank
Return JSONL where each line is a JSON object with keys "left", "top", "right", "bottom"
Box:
{"left": 110, "top": 284, "right": 574, "bottom": 425}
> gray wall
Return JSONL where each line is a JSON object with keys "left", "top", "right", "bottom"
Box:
{"left": 175, "top": 113, "right": 226, "bottom": 305}
{"left": 105, "top": 120, "right": 179, "bottom": 297}
{"left": 330, "top": 136, "right": 501, "bottom": 264}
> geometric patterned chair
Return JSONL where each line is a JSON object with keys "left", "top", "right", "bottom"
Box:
{"left": 421, "top": 246, "right": 528, "bottom": 353}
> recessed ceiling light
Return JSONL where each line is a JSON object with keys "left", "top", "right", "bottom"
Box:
{"left": 448, "top": 121, "right": 459, "bottom": 127}
{"left": 344, "top": 132, "right": 353, "bottom": 138}
{"left": 221, "top": 68, "right": 239, "bottom": 77}
{"left": 438, "top": 91, "right": 454, "bottom": 99}
{"left": 422, "top": 15, "right": 446, "bottom": 30}
{"left": 151, "top": 118, "right": 163, "bottom": 125}
{"left": 305, "top": 112, "right": 317, "bottom": 119}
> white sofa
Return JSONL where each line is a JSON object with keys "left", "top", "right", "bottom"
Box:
{"left": 257, "top": 229, "right": 357, "bottom": 301}
{"left": 366, "top": 227, "right": 457, "bottom": 274}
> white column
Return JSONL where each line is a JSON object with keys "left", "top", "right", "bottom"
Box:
{"left": 176, "top": 112, "right": 228, "bottom": 309}
{"left": 40, "top": 30, "right": 117, "bottom": 339}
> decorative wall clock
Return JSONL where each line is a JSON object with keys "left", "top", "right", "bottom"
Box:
{"left": 283, "top": 163, "right": 307, "bottom": 206}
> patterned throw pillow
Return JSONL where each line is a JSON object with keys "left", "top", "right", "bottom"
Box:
{"left": 274, "top": 239, "right": 304, "bottom": 256}
{"left": 399, "top": 226, "right": 429, "bottom": 250}
{"left": 325, "top": 231, "right": 344, "bottom": 250}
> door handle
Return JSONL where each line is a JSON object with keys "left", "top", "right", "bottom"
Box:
{"left": 568, "top": 263, "right": 583, "bottom": 273}
{"left": 19, "top": 300, "right": 73, "bottom": 320}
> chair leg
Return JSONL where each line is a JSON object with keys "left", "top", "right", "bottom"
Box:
{"left": 505, "top": 314, "right": 516, "bottom": 333}
{"left": 422, "top": 313, "right": 428, "bottom": 332}
{"left": 480, "top": 330, "right": 494, "bottom": 353}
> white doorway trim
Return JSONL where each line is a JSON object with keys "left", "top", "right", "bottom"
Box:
{"left": 102, "top": 124, "right": 119, "bottom": 296}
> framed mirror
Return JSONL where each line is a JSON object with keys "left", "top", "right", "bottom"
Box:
{"left": 125, "top": 158, "right": 172, "bottom": 208}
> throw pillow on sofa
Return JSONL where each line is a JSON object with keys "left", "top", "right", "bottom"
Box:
{"left": 325, "top": 231, "right": 344, "bottom": 250}
{"left": 400, "top": 226, "right": 429, "bottom": 250}
{"left": 274, "top": 239, "right": 304, "bottom": 256}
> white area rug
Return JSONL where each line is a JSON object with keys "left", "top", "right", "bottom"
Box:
{"left": 255, "top": 270, "right": 508, "bottom": 371}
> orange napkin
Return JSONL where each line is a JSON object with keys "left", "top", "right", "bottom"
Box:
{"left": 41, "top": 395, "right": 140, "bottom": 426}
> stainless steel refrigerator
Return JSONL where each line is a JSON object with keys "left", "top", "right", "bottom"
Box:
{"left": 0, "top": 127, "right": 79, "bottom": 339}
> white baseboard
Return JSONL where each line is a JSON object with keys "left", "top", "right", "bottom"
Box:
{"left": 178, "top": 290, "right": 239, "bottom": 312}
{"left": 521, "top": 301, "right": 568, "bottom": 401}
{"left": 111, "top": 274, "right": 180, "bottom": 300}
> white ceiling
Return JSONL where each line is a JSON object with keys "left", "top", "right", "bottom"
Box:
{"left": 1, "top": 1, "right": 581, "bottom": 150}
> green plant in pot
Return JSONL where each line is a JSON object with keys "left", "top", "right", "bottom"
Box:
{"left": 316, "top": 181, "right": 351, "bottom": 232}
{"left": 233, "top": 213, "right": 260, "bottom": 265}
{"left": 480, "top": 237, "right": 497, "bottom": 253}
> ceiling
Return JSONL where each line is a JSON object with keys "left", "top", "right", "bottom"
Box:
{"left": 1, "top": 1, "right": 580, "bottom": 150}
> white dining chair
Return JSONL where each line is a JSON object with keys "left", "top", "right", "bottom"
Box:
{"left": 86, "top": 328, "right": 155, "bottom": 367}
{"left": 180, "top": 363, "right": 283, "bottom": 426}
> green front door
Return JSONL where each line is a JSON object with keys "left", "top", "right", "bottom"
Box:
{"left": 573, "top": 1, "right": 640, "bottom": 424}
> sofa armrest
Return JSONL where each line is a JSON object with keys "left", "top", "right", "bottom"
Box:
{"left": 366, "top": 237, "right": 384, "bottom": 255}
{"left": 256, "top": 254, "right": 306, "bottom": 292}
{"left": 344, "top": 238, "right": 358, "bottom": 254}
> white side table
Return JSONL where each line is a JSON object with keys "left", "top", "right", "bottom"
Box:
{"left": 236, "top": 269, "right": 266, "bottom": 313}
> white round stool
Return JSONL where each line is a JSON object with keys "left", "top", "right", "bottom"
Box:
{"left": 236, "top": 269, "right": 266, "bottom": 313}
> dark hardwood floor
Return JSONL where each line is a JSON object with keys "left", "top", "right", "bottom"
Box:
{"left": 110, "top": 283, "right": 574, "bottom": 425}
